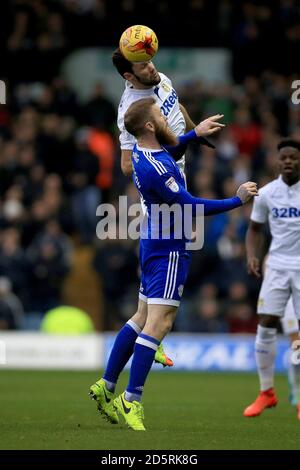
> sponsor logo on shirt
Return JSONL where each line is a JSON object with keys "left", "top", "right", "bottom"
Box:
{"left": 160, "top": 88, "right": 178, "bottom": 117}
{"left": 272, "top": 207, "right": 300, "bottom": 218}
{"left": 258, "top": 298, "right": 264, "bottom": 307}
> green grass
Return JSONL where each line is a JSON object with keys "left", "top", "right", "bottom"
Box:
{"left": 1, "top": 370, "right": 299, "bottom": 450}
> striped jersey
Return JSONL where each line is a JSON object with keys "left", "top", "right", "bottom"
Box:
{"left": 132, "top": 144, "right": 243, "bottom": 260}
{"left": 132, "top": 143, "right": 189, "bottom": 258}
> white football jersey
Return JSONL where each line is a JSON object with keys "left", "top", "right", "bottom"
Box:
{"left": 251, "top": 175, "right": 300, "bottom": 270}
{"left": 117, "top": 72, "right": 186, "bottom": 170}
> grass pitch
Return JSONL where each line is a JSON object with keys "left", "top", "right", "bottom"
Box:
{"left": 1, "top": 370, "right": 299, "bottom": 450}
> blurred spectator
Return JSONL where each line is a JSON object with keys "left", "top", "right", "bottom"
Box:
{"left": 52, "top": 77, "right": 78, "bottom": 117}
{"left": 87, "top": 127, "right": 116, "bottom": 199}
{"left": 69, "top": 128, "right": 101, "bottom": 243}
{"left": 0, "top": 277, "right": 24, "bottom": 330}
{"left": 93, "top": 236, "right": 139, "bottom": 329}
{"left": 28, "top": 219, "right": 73, "bottom": 267}
{"left": 230, "top": 106, "right": 262, "bottom": 156}
{"left": 27, "top": 237, "right": 70, "bottom": 312}
{"left": 0, "top": 228, "right": 29, "bottom": 307}
{"left": 1, "top": 0, "right": 300, "bottom": 331}
{"left": 177, "top": 284, "right": 228, "bottom": 333}
{"left": 226, "top": 302, "right": 257, "bottom": 333}
{"left": 83, "top": 83, "right": 117, "bottom": 132}
{"left": 191, "top": 297, "right": 228, "bottom": 333}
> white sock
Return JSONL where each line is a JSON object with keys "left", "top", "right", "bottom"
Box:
{"left": 103, "top": 379, "right": 116, "bottom": 392}
{"left": 255, "top": 325, "right": 277, "bottom": 391}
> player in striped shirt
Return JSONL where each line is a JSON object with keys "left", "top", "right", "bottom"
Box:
{"left": 91, "top": 98, "right": 258, "bottom": 430}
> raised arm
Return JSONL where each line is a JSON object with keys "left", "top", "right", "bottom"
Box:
{"left": 164, "top": 114, "right": 225, "bottom": 158}
{"left": 171, "top": 181, "right": 257, "bottom": 216}
{"left": 179, "top": 103, "right": 195, "bottom": 131}
{"left": 151, "top": 163, "right": 258, "bottom": 216}
{"left": 121, "top": 149, "right": 133, "bottom": 176}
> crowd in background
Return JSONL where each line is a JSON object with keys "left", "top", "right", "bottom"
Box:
{"left": 1, "top": 0, "right": 300, "bottom": 82}
{"left": 0, "top": 0, "right": 299, "bottom": 332}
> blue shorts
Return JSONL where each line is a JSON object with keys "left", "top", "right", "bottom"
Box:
{"left": 139, "top": 250, "right": 191, "bottom": 307}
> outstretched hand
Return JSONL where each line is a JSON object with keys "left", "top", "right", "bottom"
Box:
{"left": 194, "top": 114, "right": 225, "bottom": 137}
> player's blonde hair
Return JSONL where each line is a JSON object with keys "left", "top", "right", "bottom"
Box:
{"left": 124, "top": 97, "right": 156, "bottom": 138}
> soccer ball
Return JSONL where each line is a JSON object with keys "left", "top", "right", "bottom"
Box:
{"left": 119, "top": 25, "right": 158, "bottom": 63}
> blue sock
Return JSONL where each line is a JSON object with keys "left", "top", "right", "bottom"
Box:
{"left": 103, "top": 320, "right": 141, "bottom": 390}
{"left": 125, "top": 333, "right": 159, "bottom": 402}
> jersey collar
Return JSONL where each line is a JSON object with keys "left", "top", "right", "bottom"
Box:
{"left": 278, "top": 174, "right": 300, "bottom": 190}
{"left": 136, "top": 143, "right": 163, "bottom": 153}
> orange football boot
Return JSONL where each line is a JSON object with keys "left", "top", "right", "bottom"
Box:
{"left": 243, "top": 388, "right": 278, "bottom": 417}
{"left": 297, "top": 402, "right": 300, "bottom": 420}
{"left": 154, "top": 343, "right": 174, "bottom": 367}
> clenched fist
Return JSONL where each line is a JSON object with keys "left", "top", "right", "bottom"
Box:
{"left": 237, "top": 182, "right": 258, "bottom": 204}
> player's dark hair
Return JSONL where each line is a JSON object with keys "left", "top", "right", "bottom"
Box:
{"left": 124, "top": 97, "right": 156, "bottom": 137}
{"left": 112, "top": 48, "right": 133, "bottom": 78}
{"left": 277, "top": 139, "right": 300, "bottom": 152}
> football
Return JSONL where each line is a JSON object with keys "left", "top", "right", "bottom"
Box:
{"left": 119, "top": 25, "right": 158, "bottom": 62}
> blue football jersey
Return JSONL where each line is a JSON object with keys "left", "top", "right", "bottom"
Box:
{"left": 131, "top": 143, "right": 243, "bottom": 261}
{"left": 131, "top": 144, "right": 190, "bottom": 257}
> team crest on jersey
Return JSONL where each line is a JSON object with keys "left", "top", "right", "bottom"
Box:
{"left": 287, "top": 319, "right": 296, "bottom": 329}
{"left": 161, "top": 81, "right": 171, "bottom": 93}
{"left": 178, "top": 285, "right": 184, "bottom": 297}
{"left": 257, "top": 298, "right": 264, "bottom": 307}
{"left": 132, "top": 152, "right": 139, "bottom": 163}
{"left": 165, "top": 176, "right": 179, "bottom": 193}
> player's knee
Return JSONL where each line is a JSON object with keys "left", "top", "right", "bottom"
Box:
{"left": 160, "top": 310, "right": 176, "bottom": 335}
{"left": 256, "top": 323, "right": 277, "bottom": 342}
{"left": 133, "top": 309, "right": 142, "bottom": 320}
{"left": 143, "top": 312, "right": 175, "bottom": 339}
{"left": 160, "top": 316, "right": 174, "bottom": 336}
{"left": 131, "top": 310, "right": 146, "bottom": 330}
{"left": 258, "top": 314, "right": 279, "bottom": 329}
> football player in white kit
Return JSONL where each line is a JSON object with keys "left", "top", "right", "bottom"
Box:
{"left": 281, "top": 298, "right": 300, "bottom": 406}
{"left": 112, "top": 48, "right": 214, "bottom": 176}
{"left": 109, "top": 48, "right": 218, "bottom": 368}
{"left": 244, "top": 139, "right": 300, "bottom": 420}
{"left": 262, "top": 256, "right": 300, "bottom": 406}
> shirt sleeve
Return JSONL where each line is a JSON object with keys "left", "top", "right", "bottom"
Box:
{"left": 119, "top": 128, "right": 136, "bottom": 150}
{"left": 150, "top": 164, "right": 242, "bottom": 216}
{"left": 250, "top": 189, "right": 268, "bottom": 223}
{"left": 117, "top": 99, "right": 136, "bottom": 150}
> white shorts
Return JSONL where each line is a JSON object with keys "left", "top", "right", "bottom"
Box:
{"left": 281, "top": 297, "right": 299, "bottom": 336}
{"left": 257, "top": 267, "right": 300, "bottom": 318}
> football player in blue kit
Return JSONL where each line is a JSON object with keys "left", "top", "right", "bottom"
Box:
{"left": 91, "top": 97, "right": 258, "bottom": 431}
